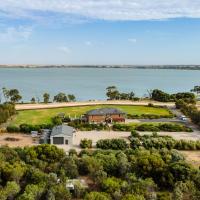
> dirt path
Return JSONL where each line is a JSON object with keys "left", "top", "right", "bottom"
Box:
{"left": 16, "top": 100, "right": 175, "bottom": 110}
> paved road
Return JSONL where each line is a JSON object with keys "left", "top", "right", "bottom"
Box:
{"left": 15, "top": 100, "right": 175, "bottom": 110}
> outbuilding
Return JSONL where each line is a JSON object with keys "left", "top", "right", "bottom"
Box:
{"left": 50, "top": 125, "right": 75, "bottom": 146}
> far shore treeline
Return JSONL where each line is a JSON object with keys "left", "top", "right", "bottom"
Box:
{"left": 0, "top": 85, "right": 200, "bottom": 104}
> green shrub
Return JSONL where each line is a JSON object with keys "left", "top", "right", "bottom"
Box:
{"left": 80, "top": 139, "right": 92, "bottom": 149}
{"left": 136, "top": 124, "right": 160, "bottom": 132}
{"left": 6, "top": 125, "right": 20, "bottom": 133}
{"left": 96, "top": 139, "right": 128, "bottom": 150}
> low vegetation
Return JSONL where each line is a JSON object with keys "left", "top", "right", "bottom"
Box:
{"left": 96, "top": 131, "right": 200, "bottom": 151}
{"left": 0, "top": 144, "right": 200, "bottom": 199}
{"left": 176, "top": 99, "right": 200, "bottom": 128}
{"left": 151, "top": 89, "right": 196, "bottom": 103}
{"left": 113, "top": 122, "right": 192, "bottom": 132}
{"left": 80, "top": 139, "right": 92, "bottom": 149}
{"left": 0, "top": 103, "right": 16, "bottom": 125}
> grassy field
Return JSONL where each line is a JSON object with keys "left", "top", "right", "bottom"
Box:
{"left": 11, "top": 105, "right": 171, "bottom": 126}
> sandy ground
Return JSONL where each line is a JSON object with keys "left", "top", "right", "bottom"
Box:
{"left": 0, "top": 133, "right": 35, "bottom": 148}
{"left": 180, "top": 151, "right": 200, "bottom": 168}
{"left": 15, "top": 100, "right": 175, "bottom": 110}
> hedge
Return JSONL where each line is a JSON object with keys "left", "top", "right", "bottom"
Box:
{"left": 96, "top": 139, "right": 128, "bottom": 150}
{"left": 113, "top": 123, "right": 192, "bottom": 132}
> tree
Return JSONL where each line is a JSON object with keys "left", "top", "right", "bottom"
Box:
{"left": 30, "top": 97, "right": 36, "bottom": 104}
{"left": 151, "top": 89, "right": 171, "bottom": 102}
{"left": 51, "top": 116, "right": 62, "bottom": 125}
{"left": 84, "top": 192, "right": 111, "bottom": 200}
{"left": 50, "top": 184, "right": 71, "bottom": 200}
{"left": 191, "top": 86, "right": 200, "bottom": 95}
{"left": 106, "top": 86, "right": 119, "bottom": 100}
{"left": 80, "top": 139, "right": 92, "bottom": 149}
{"left": 53, "top": 93, "right": 68, "bottom": 102}
{"left": 9, "top": 89, "right": 22, "bottom": 103}
{"left": 0, "top": 181, "right": 20, "bottom": 200}
{"left": 43, "top": 93, "right": 50, "bottom": 103}
{"left": 68, "top": 94, "right": 76, "bottom": 102}
{"left": 121, "top": 194, "right": 145, "bottom": 200}
{"left": 2, "top": 87, "right": 9, "bottom": 102}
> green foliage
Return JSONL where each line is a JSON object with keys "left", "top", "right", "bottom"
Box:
{"left": 129, "top": 133, "right": 200, "bottom": 150}
{"left": 17, "top": 183, "right": 45, "bottom": 200}
{"left": 53, "top": 92, "right": 76, "bottom": 103}
{"left": 96, "top": 139, "right": 128, "bottom": 150}
{"left": 101, "top": 177, "right": 123, "bottom": 194}
{"left": 84, "top": 192, "right": 111, "bottom": 200}
{"left": 113, "top": 122, "right": 192, "bottom": 132}
{"left": 2, "top": 88, "right": 22, "bottom": 103}
{"left": 68, "top": 94, "right": 76, "bottom": 102}
{"left": 106, "top": 86, "right": 136, "bottom": 100}
{"left": 30, "top": 97, "right": 36, "bottom": 104}
{"left": 191, "top": 86, "right": 200, "bottom": 95}
{"left": 68, "top": 120, "right": 109, "bottom": 131}
{"left": 6, "top": 125, "right": 20, "bottom": 132}
{"left": 80, "top": 139, "right": 93, "bottom": 149}
{"left": 152, "top": 89, "right": 172, "bottom": 102}
{"left": 176, "top": 99, "right": 200, "bottom": 128}
{"left": 0, "top": 181, "right": 20, "bottom": 200}
{"left": 152, "top": 89, "right": 195, "bottom": 103}
{"left": 51, "top": 116, "right": 62, "bottom": 126}
{"left": 43, "top": 93, "right": 50, "bottom": 103}
{"left": 53, "top": 92, "right": 68, "bottom": 102}
{"left": 0, "top": 103, "right": 16, "bottom": 124}
{"left": 0, "top": 144, "right": 200, "bottom": 200}
{"left": 127, "top": 113, "right": 174, "bottom": 119}
{"left": 121, "top": 194, "right": 145, "bottom": 200}
{"left": 7, "top": 123, "right": 53, "bottom": 133}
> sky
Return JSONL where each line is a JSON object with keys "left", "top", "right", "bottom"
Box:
{"left": 1, "top": 0, "right": 200, "bottom": 65}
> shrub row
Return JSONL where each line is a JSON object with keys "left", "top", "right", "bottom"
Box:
{"left": 113, "top": 123, "right": 192, "bottom": 132}
{"left": 129, "top": 132, "right": 200, "bottom": 150}
{"left": 7, "top": 123, "right": 54, "bottom": 133}
{"left": 96, "top": 139, "right": 128, "bottom": 150}
{"left": 127, "top": 113, "right": 174, "bottom": 119}
{"left": 68, "top": 121, "right": 109, "bottom": 131}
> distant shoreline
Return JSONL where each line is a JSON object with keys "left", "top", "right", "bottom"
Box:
{"left": 1, "top": 65, "right": 200, "bottom": 70}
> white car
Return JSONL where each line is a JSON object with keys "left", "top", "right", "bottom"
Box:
{"left": 180, "top": 115, "right": 187, "bottom": 121}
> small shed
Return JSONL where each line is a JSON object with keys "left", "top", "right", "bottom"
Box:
{"left": 50, "top": 125, "right": 75, "bottom": 145}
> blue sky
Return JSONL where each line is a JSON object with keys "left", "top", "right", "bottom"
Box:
{"left": 1, "top": 0, "right": 200, "bottom": 65}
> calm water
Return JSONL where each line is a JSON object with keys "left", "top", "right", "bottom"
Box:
{"left": 0, "top": 68, "right": 199, "bottom": 102}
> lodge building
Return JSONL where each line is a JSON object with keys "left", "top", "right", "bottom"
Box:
{"left": 84, "top": 108, "right": 126, "bottom": 123}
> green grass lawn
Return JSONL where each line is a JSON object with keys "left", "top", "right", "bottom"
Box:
{"left": 11, "top": 105, "right": 171, "bottom": 126}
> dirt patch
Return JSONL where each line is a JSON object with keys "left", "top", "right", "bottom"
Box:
{"left": 180, "top": 151, "right": 200, "bottom": 168}
{"left": 0, "top": 133, "right": 35, "bottom": 148}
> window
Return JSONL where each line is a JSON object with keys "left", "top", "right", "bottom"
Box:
{"left": 65, "top": 140, "right": 68, "bottom": 145}
{"left": 53, "top": 137, "right": 64, "bottom": 144}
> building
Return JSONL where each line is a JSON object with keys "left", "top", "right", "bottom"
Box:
{"left": 39, "top": 129, "right": 51, "bottom": 144}
{"left": 50, "top": 125, "right": 75, "bottom": 145}
{"left": 66, "top": 179, "right": 88, "bottom": 191}
{"left": 84, "top": 107, "right": 126, "bottom": 123}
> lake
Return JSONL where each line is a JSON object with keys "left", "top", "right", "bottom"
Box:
{"left": 0, "top": 68, "right": 199, "bottom": 102}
